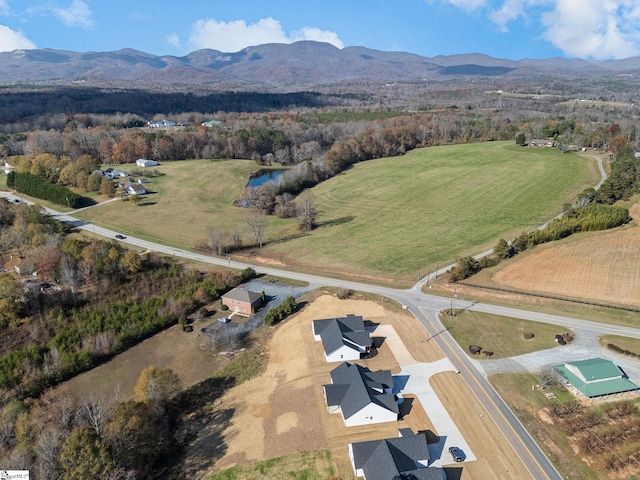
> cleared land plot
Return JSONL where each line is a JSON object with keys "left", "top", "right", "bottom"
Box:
{"left": 440, "top": 311, "right": 569, "bottom": 360}
{"left": 488, "top": 200, "right": 640, "bottom": 309}
{"left": 62, "top": 319, "right": 228, "bottom": 401}
{"left": 195, "top": 294, "right": 531, "bottom": 480}
{"left": 77, "top": 144, "right": 597, "bottom": 284}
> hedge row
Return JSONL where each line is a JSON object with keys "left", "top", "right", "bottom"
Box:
{"left": 8, "top": 171, "right": 83, "bottom": 208}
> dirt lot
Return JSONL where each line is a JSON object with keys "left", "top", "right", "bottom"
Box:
{"left": 199, "top": 293, "right": 533, "bottom": 479}
{"left": 490, "top": 201, "right": 640, "bottom": 308}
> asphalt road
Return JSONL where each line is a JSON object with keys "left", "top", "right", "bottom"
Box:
{"left": 6, "top": 190, "right": 640, "bottom": 479}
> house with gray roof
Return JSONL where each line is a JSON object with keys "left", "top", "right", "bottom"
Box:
{"left": 323, "top": 362, "right": 398, "bottom": 427}
{"left": 221, "top": 287, "right": 263, "bottom": 315}
{"left": 312, "top": 314, "right": 372, "bottom": 362}
{"left": 349, "top": 429, "right": 445, "bottom": 480}
{"left": 553, "top": 357, "right": 639, "bottom": 399}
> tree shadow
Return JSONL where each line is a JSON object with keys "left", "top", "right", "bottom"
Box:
{"left": 317, "top": 216, "right": 355, "bottom": 228}
{"left": 138, "top": 201, "right": 157, "bottom": 207}
{"left": 159, "top": 375, "right": 238, "bottom": 479}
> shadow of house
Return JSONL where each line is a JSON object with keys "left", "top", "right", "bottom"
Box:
{"left": 313, "top": 314, "right": 373, "bottom": 362}
{"left": 349, "top": 428, "right": 445, "bottom": 480}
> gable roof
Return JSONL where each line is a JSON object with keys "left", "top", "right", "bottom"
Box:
{"left": 351, "top": 430, "right": 441, "bottom": 480}
{"left": 554, "top": 358, "right": 639, "bottom": 398}
{"left": 222, "top": 287, "right": 262, "bottom": 305}
{"left": 325, "top": 362, "right": 398, "bottom": 420}
{"left": 313, "top": 314, "right": 372, "bottom": 356}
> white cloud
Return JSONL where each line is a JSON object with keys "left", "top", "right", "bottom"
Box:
{"left": 189, "top": 17, "right": 343, "bottom": 52}
{"left": 0, "top": 24, "right": 36, "bottom": 51}
{"left": 53, "top": 0, "right": 94, "bottom": 29}
{"left": 167, "top": 33, "right": 180, "bottom": 48}
{"left": 441, "top": 0, "right": 487, "bottom": 10}
{"left": 541, "top": 0, "right": 640, "bottom": 59}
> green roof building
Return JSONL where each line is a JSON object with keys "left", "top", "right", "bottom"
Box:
{"left": 553, "top": 358, "right": 639, "bottom": 398}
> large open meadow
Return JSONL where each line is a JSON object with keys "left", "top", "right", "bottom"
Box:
{"left": 76, "top": 142, "right": 598, "bottom": 283}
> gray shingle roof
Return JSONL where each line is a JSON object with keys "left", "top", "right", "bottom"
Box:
{"left": 351, "top": 430, "right": 442, "bottom": 480}
{"left": 222, "top": 287, "right": 262, "bottom": 305}
{"left": 313, "top": 314, "right": 372, "bottom": 356}
{"left": 324, "top": 362, "right": 398, "bottom": 420}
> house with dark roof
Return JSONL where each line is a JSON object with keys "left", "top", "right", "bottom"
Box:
{"left": 312, "top": 314, "right": 372, "bottom": 362}
{"left": 553, "top": 358, "right": 639, "bottom": 399}
{"left": 125, "top": 183, "right": 147, "bottom": 195}
{"left": 221, "top": 287, "right": 263, "bottom": 315}
{"left": 349, "top": 429, "right": 445, "bottom": 480}
{"left": 323, "top": 362, "right": 398, "bottom": 427}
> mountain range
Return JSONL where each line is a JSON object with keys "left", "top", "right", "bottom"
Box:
{"left": 1, "top": 41, "right": 639, "bottom": 88}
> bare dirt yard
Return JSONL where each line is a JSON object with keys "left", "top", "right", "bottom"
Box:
{"left": 193, "top": 293, "right": 532, "bottom": 479}
{"left": 489, "top": 201, "right": 640, "bottom": 308}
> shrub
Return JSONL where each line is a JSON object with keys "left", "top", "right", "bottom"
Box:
{"left": 523, "top": 332, "right": 534, "bottom": 339}
{"left": 469, "top": 344, "right": 482, "bottom": 355}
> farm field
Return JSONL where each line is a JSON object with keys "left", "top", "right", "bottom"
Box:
{"left": 486, "top": 200, "right": 640, "bottom": 308}
{"left": 181, "top": 293, "right": 532, "bottom": 480}
{"left": 75, "top": 143, "right": 598, "bottom": 283}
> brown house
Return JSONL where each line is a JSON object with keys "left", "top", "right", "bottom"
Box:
{"left": 221, "top": 288, "right": 263, "bottom": 315}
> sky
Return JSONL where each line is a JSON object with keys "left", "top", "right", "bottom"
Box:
{"left": 0, "top": 0, "right": 639, "bottom": 60}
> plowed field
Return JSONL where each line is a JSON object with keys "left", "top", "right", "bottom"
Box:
{"left": 492, "top": 202, "right": 640, "bottom": 307}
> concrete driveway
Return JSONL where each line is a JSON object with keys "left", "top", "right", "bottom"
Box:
{"left": 377, "top": 324, "right": 476, "bottom": 466}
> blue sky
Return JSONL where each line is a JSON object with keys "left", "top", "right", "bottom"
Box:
{"left": 0, "top": 0, "right": 639, "bottom": 60}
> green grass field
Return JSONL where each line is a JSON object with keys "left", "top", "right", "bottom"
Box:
{"left": 441, "top": 310, "right": 568, "bottom": 359}
{"left": 75, "top": 142, "right": 598, "bottom": 282}
{"left": 75, "top": 160, "right": 299, "bottom": 250}
{"left": 264, "top": 142, "right": 598, "bottom": 280}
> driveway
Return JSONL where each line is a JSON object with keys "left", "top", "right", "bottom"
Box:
{"left": 377, "top": 324, "right": 476, "bottom": 466}
{"left": 202, "top": 279, "right": 318, "bottom": 339}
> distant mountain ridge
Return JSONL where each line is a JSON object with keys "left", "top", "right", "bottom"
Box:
{"left": 1, "top": 41, "right": 638, "bottom": 87}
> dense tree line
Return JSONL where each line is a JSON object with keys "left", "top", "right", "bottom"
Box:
{"left": 8, "top": 172, "right": 83, "bottom": 208}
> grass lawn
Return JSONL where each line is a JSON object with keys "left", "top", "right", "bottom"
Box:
{"left": 440, "top": 310, "right": 569, "bottom": 359}
{"left": 599, "top": 335, "right": 640, "bottom": 355}
{"left": 75, "top": 143, "right": 597, "bottom": 282}
{"left": 208, "top": 450, "right": 335, "bottom": 480}
{"left": 75, "top": 160, "right": 299, "bottom": 251}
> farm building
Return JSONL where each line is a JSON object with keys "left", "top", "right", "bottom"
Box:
{"left": 136, "top": 159, "right": 158, "bottom": 167}
{"left": 349, "top": 429, "right": 444, "bottom": 480}
{"left": 312, "top": 314, "right": 372, "bottom": 362}
{"left": 323, "top": 362, "right": 398, "bottom": 427}
{"left": 553, "top": 358, "right": 639, "bottom": 399}
{"left": 221, "top": 287, "right": 262, "bottom": 315}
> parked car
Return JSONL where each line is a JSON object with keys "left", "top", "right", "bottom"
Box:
{"left": 448, "top": 446, "right": 464, "bottom": 462}
{"left": 218, "top": 317, "right": 231, "bottom": 323}
{"left": 115, "top": 234, "right": 126, "bottom": 240}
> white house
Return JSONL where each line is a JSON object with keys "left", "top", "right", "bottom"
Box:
{"left": 323, "top": 362, "right": 398, "bottom": 427}
{"left": 312, "top": 314, "right": 372, "bottom": 362}
{"left": 136, "top": 159, "right": 158, "bottom": 167}
{"left": 126, "top": 184, "right": 146, "bottom": 195}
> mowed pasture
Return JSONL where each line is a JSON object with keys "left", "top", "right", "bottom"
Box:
{"left": 75, "top": 160, "right": 299, "bottom": 248}
{"left": 263, "top": 142, "right": 598, "bottom": 281}
{"left": 76, "top": 143, "right": 597, "bottom": 282}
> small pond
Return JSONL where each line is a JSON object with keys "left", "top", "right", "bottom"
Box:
{"left": 247, "top": 169, "right": 286, "bottom": 187}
